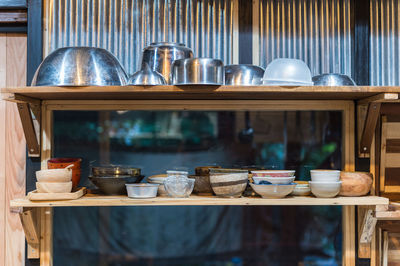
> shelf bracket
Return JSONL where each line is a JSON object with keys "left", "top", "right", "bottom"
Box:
{"left": 19, "top": 208, "right": 40, "bottom": 259}
{"left": 358, "top": 93, "right": 399, "bottom": 157}
{"left": 8, "top": 94, "right": 42, "bottom": 157}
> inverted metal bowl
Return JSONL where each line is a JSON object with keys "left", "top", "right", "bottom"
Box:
{"left": 128, "top": 64, "right": 166, "bottom": 85}
{"left": 224, "top": 65, "right": 265, "bottom": 85}
{"left": 141, "top": 42, "right": 194, "bottom": 84}
{"left": 312, "top": 73, "right": 356, "bottom": 86}
{"left": 171, "top": 58, "right": 224, "bottom": 85}
{"left": 31, "top": 47, "right": 128, "bottom": 86}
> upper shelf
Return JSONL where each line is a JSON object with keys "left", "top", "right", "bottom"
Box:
{"left": 2, "top": 85, "right": 400, "bottom": 101}
{"left": 10, "top": 195, "right": 389, "bottom": 207}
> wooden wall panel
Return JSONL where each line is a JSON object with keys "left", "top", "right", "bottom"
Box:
{"left": 0, "top": 33, "right": 7, "bottom": 266}
{"left": 0, "top": 33, "right": 27, "bottom": 266}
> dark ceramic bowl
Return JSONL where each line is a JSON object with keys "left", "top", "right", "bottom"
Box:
{"left": 89, "top": 175, "right": 144, "bottom": 195}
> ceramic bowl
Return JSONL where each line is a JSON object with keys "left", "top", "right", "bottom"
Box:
{"left": 89, "top": 175, "right": 144, "bottom": 195}
{"left": 190, "top": 175, "right": 213, "bottom": 195}
{"left": 309, "top": 181, "right": 342, "bottom": 198}
{"left": 250, "top": 183, "right": 296, "bottom": 198}
{"left": 253, "top": 176, "right": 295, "bottom": 185}
{"left": 251, "top": 170, "right": 295, "bottom": 178}
{"left": 125, "top": 183, "right": 159, "bottom": 198}
{"left": 36, "top": 168, "right": 72, "bottom": 183}
{"left": 36, "top": 182, "right": 73, "bottom": 193}
{"left": 291, "top": 183, "right": 311, "bottom": 196}
{"left": 209, "top": 169, "right": 248, "bottom": 198}
{"left": 310, "top": 170, "right": 340, "bottom": 182}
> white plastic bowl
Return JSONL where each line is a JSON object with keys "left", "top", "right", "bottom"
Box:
{"left": 253, "top": 176, "right": 295, "bottom": 184}
{"left": 262, "top": 58, "right": 313, "bottom": 86}
{"left": 36, "top": 168, "right": 72, "bottom": 182}
{"left": 250, "top": 183, "right": 295, "bottom": 198}
{"left": 309, "top": 181, "right": 342, "bottom": 198}
{"left": 310, "top": 170, "right": 341, "bottom": 182}
{"left": 36, "top": 182, "right": 72, "bottom": 193}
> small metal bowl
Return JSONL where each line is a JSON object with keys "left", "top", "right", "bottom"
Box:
{"left": 128, "top": 64, "right": 167, "bottom": 85}
{"left": 224, "top": 65, "right": 265, "bottom": 85}
{"left": 312, "top": 73, "right": 356, "bottom": 86}
{"left": 31, "top": 47, "right": 128, "bottom": 86}
{"left": 170, "top": 58, "right": 224, "bottom": 85}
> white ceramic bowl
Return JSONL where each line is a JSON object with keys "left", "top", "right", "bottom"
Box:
{"left": 36, "top": 182, "right": 72, "bottom": 193}
{"left": 251, "top": 170, "right": 295, "bottom": 178}
{"left": 250, "top": 183, "right": 296, "bottom": 198}
{"left": 291, "top": 184, "right": 311, "bottom": 196}
{"left": 253, "top": 176, "right": 295, "bottom": 185}
{"left": 126, "top": 183, "right": 159, "bottom": 198}
{"left": 209, "top": 169, "right": 248, "bottom": 198}
{"left": 309, "top": 181, "right": 342, "bottom": 198}
{"left": 262, "top": 58, "right": 313, "bottom": 86}
{"left": 310, "top": 170, "right": 340, "bottom": 182}
{"left": 36, "top": 168, "right": 72, "bottom": 182}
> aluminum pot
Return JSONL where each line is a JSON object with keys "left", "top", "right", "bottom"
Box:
{"left": 171, "top": 58, "right": 224, "bottom": 85}
{"left": 224, "top": 65, "right": 265, "bottom": 85}
{"left": 31, "top": 47, "right": 128, "bottom": 86}
{"left": 140, "top": 42, "right": 193, "bottom": 84}
{"left": 312, "top": 73, "right": 356, "bottom": 86}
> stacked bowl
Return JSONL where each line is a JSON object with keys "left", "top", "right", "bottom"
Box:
{"left": 35, "top": 165, "right": 73, "bottom": 193}
{"left": 89, "top": 165, "right": 144, "bottom": 195}
{"left": 250, "top": 170, "right": 296, "bottom": 198}
{"left": 309, "top": 170, "right": 341, "bottom": 198}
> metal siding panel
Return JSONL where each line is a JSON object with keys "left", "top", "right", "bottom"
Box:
{"left": 257, "top": 0, "right": 352, "bottom": 77}
{"left": 370, "top": 0, "right": 400, "bottom": 86}
{"left": 44, "top": 0, "right": 234, "bottom": 75}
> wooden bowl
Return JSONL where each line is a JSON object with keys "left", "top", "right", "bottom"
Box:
{"left": 339, "top": 171, "right": 372, "bottom": 196}
{"left": 48, "top": 158, "right": 82, "bottom": 188}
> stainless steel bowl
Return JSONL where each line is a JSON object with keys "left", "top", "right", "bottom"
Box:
{"left": 140, "top": 42, "right": 194, "bottom": 84}
{"left": 224, "top": 64, "right": 265, "bottom": 85}
{"left": 171, "top": 58, "right": 224, "bottom": 85}
{"left": 128, "top": 64, "right": 167, "bottom": 85}
{"left": 31, "top": 47, "right": 128, "bottom": 86}
{"left": 312, "top": 73, "right": 356, "bottom": 86}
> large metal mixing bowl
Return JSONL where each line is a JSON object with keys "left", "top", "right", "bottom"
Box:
{"left": 224, "top": 64, "right": 265, "bottom": 85}
{"left": 312, "top": 73, "right": 356, "bottom": 86}
{"left": 31, "top": 47, "right": 128, "bottom": 86}
{"left": 140, "top": 42, "right": 193, "bottom": 84}
{"left": 170, "top": 58, "right": 224, "bottom": 85}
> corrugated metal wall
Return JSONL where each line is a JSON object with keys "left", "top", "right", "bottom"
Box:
{"left": 255, "top": 0, "right": 352, "bottom": 76}
{"left": 44, "top": 0, "right": 236, "bottom": 75}
{"left": 370, "top": 0, "right": 400, "bottom": 86}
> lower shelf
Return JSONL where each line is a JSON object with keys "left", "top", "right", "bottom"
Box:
{"left": 10, "top": 194, "right": 389, "bottom": 207}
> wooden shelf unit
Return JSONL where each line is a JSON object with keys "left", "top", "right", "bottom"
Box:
{"left": 10, "top": 195, "right": 389, "bottom": 208}
{"left": 2, "top": 85, "right": 398, "bottom": 266}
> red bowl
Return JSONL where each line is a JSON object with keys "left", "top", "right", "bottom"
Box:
{"left": 47, "top": 158, "right": 82, "bottom": 188}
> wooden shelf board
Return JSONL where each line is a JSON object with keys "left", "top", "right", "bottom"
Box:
{"left": 10, "top": 194, "right": 389, "bottom": 207}
{"left": 2, "top": 85, "right": 400, "bottom": 101}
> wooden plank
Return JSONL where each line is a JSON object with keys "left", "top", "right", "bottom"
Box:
{"left": 0, "top": 10, "right": 27, "bottom": 24}
{"left": 382, "top": 154, "right": 400, "bottom": 168}
{"left": 344, "top": 101, "right": 355, "bottom": 171}
{"left": 381, "top": 116, "right": 388, "bottom": 192}
{"left": 360, "top": 102, "right": 381, "bottom": 155}
{"left": 385, "top": 139, "right": 400, "bottom": 153}
{"left": 386, "top": 122, "right": 400, "bottom": 139}
{"left": 343, "top": 205, "right": 356, "bottom": 266}
{"left": 0, "top": 33, "right": 7, "bottom": 266}
{"left": 2, "top": 85, "right": 400, "bottom": 101}
{"left": 39, "top": 207, "right": 52, "bottom": 266}
{"left": 5, "top": 33, "right": 27, "bottom": 266}
{"left": 9, "top": 195, "right": 389, "bottom": 208}
{"left": 358, "top": 206, "right": 375, "bottom": 258}
{"left": 357, "top": 103, "right": 368, "bottom": 157}
{"left": 357, "top": 93, "right": 399, "bottom": 105}
{"left": 383, "top": 231, "right": 388, "bottom": 266}
{"left": 384, "top": 168, "right": 400, "bottom": 186}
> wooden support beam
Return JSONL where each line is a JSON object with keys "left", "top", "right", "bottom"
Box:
{"left": 343, "top": 206, "right": 356, "bottom": 266}
{"left": 358, "top": 206, "right": 377, "bottom": 258}
{"left": 40, "top": 207, "right": 53, "bottom": 266}
{"left": 16, "top": 102, "right": 40, "bottom": 157}
{"left": 19, "top": 208, "right": 40, "bottom": 259}
{"left": 359, "top": 102, "right": 381, "bottom": 156}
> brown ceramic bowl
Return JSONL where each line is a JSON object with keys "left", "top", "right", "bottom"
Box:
{"left": 195, "top": 166, "right": 221, "bottom": 176}
{"left": 47, "top": 158, "right": 82, "bottom": 188}
{"left": 189, "top": 175, "right": 213, "bottom": 195}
